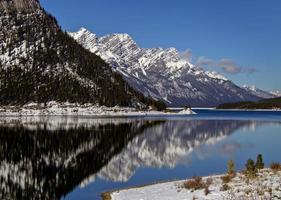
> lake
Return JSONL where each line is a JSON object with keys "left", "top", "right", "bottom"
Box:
{"left": 0, "top": 109, "right": 281, "bottom": 200}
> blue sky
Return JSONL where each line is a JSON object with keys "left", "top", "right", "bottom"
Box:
{"left": 40, "top": 0, "right": 281, "bottom": 91}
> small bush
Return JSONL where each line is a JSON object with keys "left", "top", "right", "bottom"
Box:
{"left": 220, "top": 184, "right": 230, "bottom": 191}
{"left": 270, "top": 163, "right": 281, "bottom": 171}
{"left": 184, "top": 176, "right": 214, "bottom": 194}
{"left": 184, "top": 176, "right": 204, "bottom": 190}
{"left": 101, "top": 192, "right": 112, "bottom": 200}
{"left": 221, "top": 175, "right": 231, "bottom": 183}
{"left": 204, "top": 186, "right": 210, "bottom": 195}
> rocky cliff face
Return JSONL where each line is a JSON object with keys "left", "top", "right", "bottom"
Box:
{"left": 0, "top": 0, "right": 159, "bottom": 108}
{"left": 0, "top": 0, "right": 40, "bottom": 12}
{"left": 70, "top": 28, "right": 267, "bottom": 107}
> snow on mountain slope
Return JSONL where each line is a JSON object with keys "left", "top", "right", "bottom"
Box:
{"left": 243, "top": 85, "right": 276, "bottom": 99}
{"left": 270, "top": 90, "right": 281, "bottom": 97}
{"left": 70, "top": 28, "right": 264, "bottom": 107}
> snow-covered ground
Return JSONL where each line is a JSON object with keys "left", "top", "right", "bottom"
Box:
{"left": 0, "top": 102, "right": 196, "bottom": 117}
{"left": 110, "top": 169, "right": 281, "bottom": 200}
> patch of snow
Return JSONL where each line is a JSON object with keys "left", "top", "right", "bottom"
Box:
{"left": 178, "top": 108, "right": 196, "bottom": 115}
{"left": 111, "top": 169, "right": 281, "bottom": 200}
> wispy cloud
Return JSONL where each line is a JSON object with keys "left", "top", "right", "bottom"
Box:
{"left": 179, "top": 49, "right": 192, "bottom": 61}
{"left": 217, "top": 59, "right": 241, "bottom": 74}
{"left": 243, "top": 67, "right": 257, "bottom": 74}
{"left": 196, "top": 56, "right": 214, "bottom": 67}
{"left": 180, "top": 49, "right": 257, "bottom": 75}
{"left": 217, "top": 58, "right": 257, "bottom": 74}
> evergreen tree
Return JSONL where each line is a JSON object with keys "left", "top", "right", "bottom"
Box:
{"left": 245, "top": 159, "right": 256, "bottom": 177}
{"left": 255, "top": 154, "right": 264, "bottom": 169}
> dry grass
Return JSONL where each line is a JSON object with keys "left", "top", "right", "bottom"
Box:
{"left": 184, "top": 176, "right": 213, "bottom": 195}
{"left": 221, "top": 175, "right": 232, "bottom": 183}
{"left": 184, "top": 176, "right": 205, "bottom": 190}
{"left": 101, "top": 192, "right": 112, "bottom": 200}
{"left": 270, "top": 163, "right": 281, "bottom": 172}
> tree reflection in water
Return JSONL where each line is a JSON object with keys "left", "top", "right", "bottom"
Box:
{"left": 0, "top": 118, "right": 163, "bottom": 200}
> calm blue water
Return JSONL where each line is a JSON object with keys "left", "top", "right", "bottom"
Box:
{"left": 0, "top": 109, "right": 281, "bottom": 200}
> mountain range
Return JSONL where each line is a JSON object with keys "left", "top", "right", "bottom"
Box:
{"left": 70, "top": 28, "right": 278, "bottom": 107}
{"left": 242, "top": 85, "right": 278, "bottom": 99}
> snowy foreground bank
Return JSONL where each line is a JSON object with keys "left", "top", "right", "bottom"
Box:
{"left": 109, "top": 169, "right": 281, "bottom": 200}
{"left": 0, "top": 102, "right": 196, "bottom": 117}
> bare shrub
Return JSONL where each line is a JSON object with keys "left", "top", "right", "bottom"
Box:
{"left": 270, "top": 162, "right": 281, "bottom": 171}
{"left": 101, "top": 192, "right": 112, "bottom": 200}
{"left": 184, "top": 176, "right": 204, "bottom": 190}
{"left": 221, "top": 175, "right": 232, "bottom": 183}
{"left": 204, "top": 186, "right": 210, "bottom": 195}
{"left": 220, "top": 184, "right": 230, "bottom": 191}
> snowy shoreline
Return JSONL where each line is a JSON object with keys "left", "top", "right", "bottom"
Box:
{"left": 108, "top": 169, "right": 281, "bottom": 200}
{"left": 0, "top": 102, "right": 196, "bottom": 117}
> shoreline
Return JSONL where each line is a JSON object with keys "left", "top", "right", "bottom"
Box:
{"left": 107, "top": 168, "right": 281, "bottom": 200}
{"left": 0, "top": 102, "right": 196, "bottom": 117}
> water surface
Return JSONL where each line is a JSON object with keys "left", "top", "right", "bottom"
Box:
{"left": 0, "top": 110, "right": 280, "bottom": 200}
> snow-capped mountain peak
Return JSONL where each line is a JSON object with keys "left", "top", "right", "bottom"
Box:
{"left": 70, "top": 28, "right": 268, "bottom": 106}
{"left": 69, "top": 28, "right": 98, "bottom": 50}
{"left": 270, "top": 91, "right": 281, "bottom": 97}
{"left": 243, "top": 85, "right": 276, "bottom": 99}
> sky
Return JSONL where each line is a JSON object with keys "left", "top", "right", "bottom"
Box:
{"left": 40, "top": 0, "right": 281, "bottom": 91}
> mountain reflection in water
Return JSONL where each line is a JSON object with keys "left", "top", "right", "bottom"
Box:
{"left": 0, "top": 117, "right": 279, "bottom": 200}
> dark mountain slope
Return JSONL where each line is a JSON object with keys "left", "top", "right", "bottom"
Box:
{"left": 0, "top": 0, "right": 163, "bottom": 108}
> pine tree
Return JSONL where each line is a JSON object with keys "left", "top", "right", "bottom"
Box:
{"left": 255, "top": 154, "right": 264, "bottom": 169}
{"left": 245, "top": 159, "right": 256, "bottom": 178}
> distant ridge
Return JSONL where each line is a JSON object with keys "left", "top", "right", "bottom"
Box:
{"left": 217, "top": 97, "right": 281, "bottom": 109}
